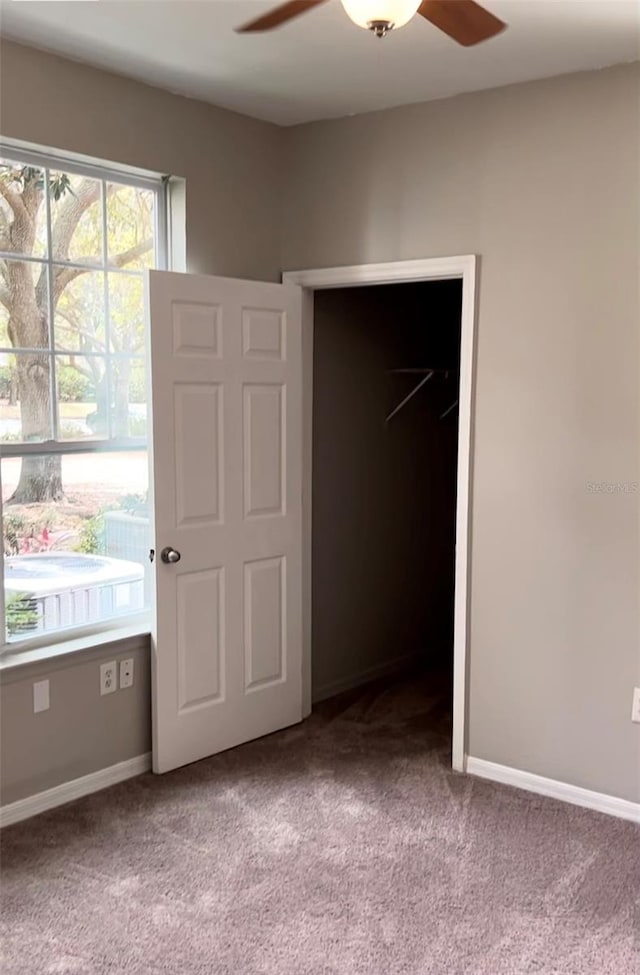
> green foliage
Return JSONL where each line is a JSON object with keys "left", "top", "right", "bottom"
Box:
{"left": 78, "top": 513, "right": 105, "bottom": 555}
{"left": 127, "top": 415, "right": 147, "bottom": 437}
{"left": 77, "top": 496, "right": 148, "bottom": 555}
{"left": 3, "top": 512, "right": 28, "bottom": 556}
{"left": 1, "top": 157, "right": 153, "bottom": 510}
{"left": 5, "top": 593, "right": 38, "bottom": 637}
{"left": 0, "top": 364, "right": 14, "bottom": 399}
{"left": 59, "top": 422, "right": 88, "bottom": 439}
{"left": 2, "top": 508, "right": 66, "bottom": 555}
{"left": 117, "top": 493, "right": 148, "bottom": 516}
{"left": 57, "top": 364, "right": 95, "bottom": 403}
{"left": 0, "top": 165, "right": 72, "bottom": 201}
{"left": 50, "top": 172, "right": 73, "bottom": 201}
{"left": 129, "top": 370, "right": 146, "bottom": 403}
{"left": 78, "top": 493, "right": 149, "bottom": 555}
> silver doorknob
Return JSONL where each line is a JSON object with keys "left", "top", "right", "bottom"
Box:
{"left": 160, "top": 546, "right": 181, "bottom": 564}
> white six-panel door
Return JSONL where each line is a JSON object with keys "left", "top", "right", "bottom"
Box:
{"left": 147, "top": 270, "right": 303, "bottom": 773}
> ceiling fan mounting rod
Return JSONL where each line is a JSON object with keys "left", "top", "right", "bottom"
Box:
{"left": 367, "top": 19, "right": 394, "bottom": 37}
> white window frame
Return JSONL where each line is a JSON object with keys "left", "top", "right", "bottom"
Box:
{"left": 0, "top": 142, "right": 168, "bottom": 656}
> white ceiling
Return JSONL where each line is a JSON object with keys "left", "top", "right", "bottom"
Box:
{"left": 1, "top": 0, "right": 638, "bottom": 125}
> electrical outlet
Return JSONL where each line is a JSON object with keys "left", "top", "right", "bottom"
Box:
{"left": 100, "top": 661, "right": 117, "bottom": 696}
{"left": 119, "top": 658, "right": 134, "bottom": 689}
{"left": 631, "top": 687, "right": 640, "bottom": 724}
{"left": 33, "top": 679, "right": 50, "bottom": 713}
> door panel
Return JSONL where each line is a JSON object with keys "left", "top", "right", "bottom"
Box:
{"left": 148, "top": 270, "right": 303, "bottom": 773}
{"left": 243, "top": 383, "right": 284, "bottom": 518}
{"left": 244, "top": 555, "right": 285, "bottom": 690}
{"left": 242, "top": 307, "right": 285, "bottom": 359}
{"left": 174, "top": 383, "right": 224, "bottom": 525}
{"left": 177, "top": 567, "right": 224, "bottom": 710}
{"left": 172, "top": 302, "right": 222, "bottom": 357}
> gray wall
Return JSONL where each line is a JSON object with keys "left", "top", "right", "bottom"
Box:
{"left": 0, "top": 40, "right": 283, "bottom": 281}
{"left": 283, "top": 63, "right": 640, "bottom": 803}
{"left": 0, "top": 40, "right": 283, "bottom": 805}
{"left": 312, "top": 282, "right": 461, "bottom": 698}
{"left": 1, "top": 638, "right": 150, "bottom": 806}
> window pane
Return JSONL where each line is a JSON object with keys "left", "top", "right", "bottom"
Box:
{"left": 1, "top": 154, "right": 161, "bottom": 649}
{"left": 54, "top": 270, "right": 106, "bottom": 353}
{"left": 108, "top": 273, "right": 144, "bottom": 354}
{"left": 0, "top": 351, "right": 53, "bottom": 443}
{"left": 111, "top": 357, "right": 147, "bottom": 439}
{"left": 50, "top": 173, "right": 103, "bottom": 267}
{"left": 2, "top": 451, "right": 150, "bottom": 642}
{"left": 0, "top": 158, "right": 48, "bottom": 258}
{"left": 107, "top": 184, "right": 155, "bottom": 270}
{"left": 0, "top": 259, "right": 49, "bottom": 351}
{"left": 55, "top": 355, "right": 107, "bottom": 440}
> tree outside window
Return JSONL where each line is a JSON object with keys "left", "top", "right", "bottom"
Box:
{"left": 0, "top": 151, "right": 163, "bottom": 645}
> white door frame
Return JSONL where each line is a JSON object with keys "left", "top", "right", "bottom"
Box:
{"left": 284, "top": 255, "right": 477, "bottom": 773}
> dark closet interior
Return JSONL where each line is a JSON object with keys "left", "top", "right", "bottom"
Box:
{"left": 311, "top": 280, "right": 462, "bottom": 718}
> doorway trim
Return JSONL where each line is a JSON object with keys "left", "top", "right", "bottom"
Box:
{"left": 283, "top": 255, "right": 477, "bottom": 773}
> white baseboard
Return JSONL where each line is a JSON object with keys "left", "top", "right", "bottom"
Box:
{"left": 0, "top": 752, "right": 152, "bottom": 828}
{"left": 466, "top": 756, "right": 640, "bottom": 824}
{"left": 312, "top": 653, "right": 417, "bottom": 704}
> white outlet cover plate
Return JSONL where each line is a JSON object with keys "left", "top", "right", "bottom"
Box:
{"left": 100, "top": 661, "right": 117, "bottom": 696}
{"left": 119, "top": 658, "right": 134, "bottom": 689}
{"left": 33, "top": 679, "right": 50, "bottom": 713}
{"left": 631, "top": 687, "right": 640, "bottom": 724}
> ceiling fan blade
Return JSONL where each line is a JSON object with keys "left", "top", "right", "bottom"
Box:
{"left": 418, "top": 0, "right": 506, "bottom": 46}
{"left": 235, "top": 0, "right": 328, "bottom": 33}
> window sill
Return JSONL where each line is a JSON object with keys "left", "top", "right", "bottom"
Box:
{"left": 0, "top": 621, "right": 151, "bottom": 679}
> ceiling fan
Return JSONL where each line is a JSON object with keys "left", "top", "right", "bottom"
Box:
{"left": 235, "top": 0, "right": 506, "bottom": 45}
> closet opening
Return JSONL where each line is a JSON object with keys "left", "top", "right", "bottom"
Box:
{"left": 310, "top": 280, "right": 463, "bottom": 758}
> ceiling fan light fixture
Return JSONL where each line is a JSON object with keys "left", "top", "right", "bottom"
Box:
{"left": 340, "top": 0, "right": 421, "bottom": 36}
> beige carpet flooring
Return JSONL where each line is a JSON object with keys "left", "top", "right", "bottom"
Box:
{"left": 1, "top": 674, "right": 638, "bottom": 974}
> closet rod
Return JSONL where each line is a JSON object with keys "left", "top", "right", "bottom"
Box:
{"left": 440, "top": 399, "right": 459, "bottom": 420}
{"left": 385, "top": 371, "right": 434, "bottom": 423}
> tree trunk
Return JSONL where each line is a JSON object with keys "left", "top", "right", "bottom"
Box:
{"left": 10, "top": 455, "right": 64, "bottom": 504}
{"left": 5, "top": 259, "right": 63, "bottom": 504}
{"left": 2, "top": 174, "right": 105, "bottom": 505}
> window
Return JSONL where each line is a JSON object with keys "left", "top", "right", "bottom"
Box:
{"left": 0, "top": 146, "right": 166, "bottom": 650}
